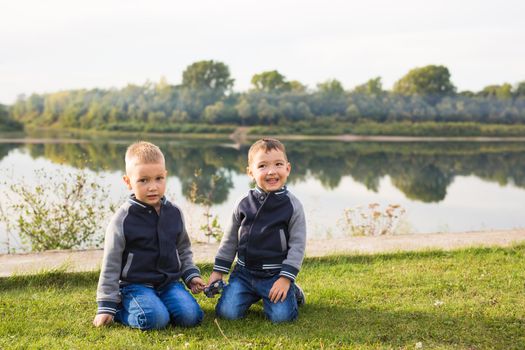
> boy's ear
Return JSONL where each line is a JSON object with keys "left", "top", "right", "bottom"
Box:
{"left": 123, "top": 175, "right": 132, "bottom": 190}
{"left": 246, "top": 165, "right": 253, "bottom": 178}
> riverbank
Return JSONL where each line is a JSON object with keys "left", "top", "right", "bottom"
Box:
{"left": 4, "top": 123, "right": 525, "bottom": 145}
{"left": 1, "top": 228, "right": 523, "bottom": 277}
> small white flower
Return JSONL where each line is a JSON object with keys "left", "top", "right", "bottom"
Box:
{"left": 415, "top": 342, "right": 423, "bottom": 349}
{"left": 434, "top": 300, "right": 444, "bottom": 307}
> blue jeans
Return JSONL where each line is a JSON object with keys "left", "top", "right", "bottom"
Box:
{"left": 216, "top": 266, "right": 298, "bottom": 323}
{"left": 114, "top": 282, "right": 203, "bottom": 330}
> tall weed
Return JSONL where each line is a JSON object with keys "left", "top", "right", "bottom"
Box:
{"left": 1, "top": 169, "right": 115, "bottom": 251}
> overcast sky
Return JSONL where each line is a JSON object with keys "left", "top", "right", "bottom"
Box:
{"left": 1, "top": 0, "right": 524, "bottom": 104}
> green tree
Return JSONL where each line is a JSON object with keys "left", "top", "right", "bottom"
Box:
{"left": 514, "top": 81, "right": 525, "bottom": 98}
{"left": 256, "top": 99, "right": 278, "bottom": 124}
{"left": 180, "top": 60, "right": 234, "bottom": 121}
{"left": 459, "top": 90, "right": 476, "bottom": 97}
{"left": 478, "top": 83, "right": 513, "bottom": 99}
{"left": 203, "top": 101, "right": 238, "bottom": 124}
{"left": 181, "top": 60, "right": 234, "bottom": 95}
{"left": 353, "top": 77, "right": 384, "bottom": 96}
{"left": 251, "top": 70, "right": 291, "bottom": 93}
{"left": 311, "top": 79, "right": 347, "bottom": 117}
{"left": 0, "top": 104, "right": 23, "bottom": 131}
{"left": 350, "top": 78, "right": 387, "bottom": 122}
{"left": 289, "top": 80, "right": 307, "bottom": 93}
{"left": 317, "top": 79, "right": 344, "bottom": 96}
{"left": 235, "top": 97, "right": 253, "bottom": 124}
{"left": 393, "top": 65, "right": 456, "bottom": 104}
{"left": 11, "top": 93, "right": 45, "bottom": 124}
{"left": 170, "top": 109, "right": 189, "bottom": 123}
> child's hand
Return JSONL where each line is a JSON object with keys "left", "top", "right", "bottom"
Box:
{"left": 269, "top": 276, "right": 291, "bottom": 303}
{"left": 93, "top": 313, "right": 114, "bottom": 327}
{"left": 189, "top": 276, "right": 206, "bottom": 294}
{"left": 207, "top": 271, "right": 224, "bottom": 286}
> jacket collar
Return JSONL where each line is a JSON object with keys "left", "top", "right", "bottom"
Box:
{"left": 128, "top": 194, "right": 167, "bottom": 209}
{"left": 254, "top": 185, "right": 288, "bottom": 197}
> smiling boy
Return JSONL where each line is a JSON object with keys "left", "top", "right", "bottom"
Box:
{"left": 93, "top": 141, "right": 204, "bottom": 330}
{"left": 207, "top": 138, "right": 307, "bottom": 323}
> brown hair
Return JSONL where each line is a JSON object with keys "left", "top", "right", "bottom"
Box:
{"left": 125, "top": 141, "right": 165, "bottom": 173}
{"left": 247, "top": 138, "right": 287, "bottom": 165}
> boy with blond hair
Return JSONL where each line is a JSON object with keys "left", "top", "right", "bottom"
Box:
{"left": 208, "top": 138, "right": 306, "bottom": 323}
{"left": 93, "top": 141, "right": 204, "bottom": 330}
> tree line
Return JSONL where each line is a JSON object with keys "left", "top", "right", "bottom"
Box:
{"left": 4, "top": 61, "right": 525, "bottom": 132}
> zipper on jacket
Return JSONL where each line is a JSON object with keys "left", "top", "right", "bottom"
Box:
{"left": 245, "top": 191, "right": 269, "bottom": 266}
{"left": 279, "top": 229, "right": 287, "bottom": 252}
{"left": 175, "top": 249, "right": 181, "bottom": 269}
{"left": 122, "top": 252, "right": 134, "bottom": 279}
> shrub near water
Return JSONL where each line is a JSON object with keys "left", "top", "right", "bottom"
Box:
{"left": 340, "top": 203, "right": 407, "bottom": 236}
{"left": 1, "top": 169, "right": 115, "bottom": 252}
{"left": 187, "top": 169, "right": 225, "bottom": 243}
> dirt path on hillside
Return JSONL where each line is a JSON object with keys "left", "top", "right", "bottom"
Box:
{"left": 1, "top": 229, "right": 523, "bottom": 277}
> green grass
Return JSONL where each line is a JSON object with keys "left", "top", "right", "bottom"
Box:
{"left": 1, "top": 246, "right": 524, "bottom": 349}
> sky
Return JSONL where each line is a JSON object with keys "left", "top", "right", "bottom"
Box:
{"left": 1, "top": 0, "right": 524, "bottom": 104}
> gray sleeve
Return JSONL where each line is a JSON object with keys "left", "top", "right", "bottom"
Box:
{"left": 96, "top": 206, "right": 127, "bottom": 308}
{"left": 213, "top": 196, "right": 244, "bottom": 273}
{"left": 173, "top": 205, "right": 201, "bottom": 284}
{"left": 280, "top": 193, "right": 307, "bottom": 280}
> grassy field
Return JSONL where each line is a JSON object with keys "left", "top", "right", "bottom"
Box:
{"left": 1, "top": 245, "right": 524, "bottom": 349}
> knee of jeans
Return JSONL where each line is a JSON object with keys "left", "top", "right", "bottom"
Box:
{"left": 174, "top": 307, "right": 203, "bottom": 328}
{"left": 267, "top": 306, "right": 297, "bottom": 324}
{"left": 138, "top": 307, "right": 170, "bottom": 330}
{"left": 216, "top": 302, "right": 244, "bottom": 320}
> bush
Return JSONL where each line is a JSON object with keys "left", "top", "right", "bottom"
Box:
{"left": 339, "top": 203, "right": 407, "bottom": 236}
{"left": 1, "top": 169, "right": 115, "bottom": 252}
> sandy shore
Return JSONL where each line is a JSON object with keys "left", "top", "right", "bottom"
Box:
{"left": 0, "top": 229, "right": 523, "bottom": 277}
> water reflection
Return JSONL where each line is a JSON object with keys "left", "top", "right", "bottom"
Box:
{"left": 3, "top": 139, "right": 524, "bottom": 204}
{"left": 1, "top": 136, "right": 525, "bottom": 252}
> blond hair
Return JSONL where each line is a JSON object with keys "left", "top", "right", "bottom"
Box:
{"left": 247, "top": 138, "right": 287, "bottom": 165}
{"left": 125, "top": 141, "right": 165, "bottom": 173}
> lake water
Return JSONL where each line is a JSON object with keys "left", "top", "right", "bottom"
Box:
{"left": 1, "top": 133, "right": 524, "bottom": 252}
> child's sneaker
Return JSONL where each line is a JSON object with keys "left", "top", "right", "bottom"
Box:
{"left": 294, "top": 284, "right": 306, "bottom": 306}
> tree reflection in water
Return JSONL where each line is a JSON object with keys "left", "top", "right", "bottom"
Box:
{"left": 1, "top": 138, "right": 524, "bottom": 204}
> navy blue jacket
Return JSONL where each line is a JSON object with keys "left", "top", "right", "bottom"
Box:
{"left": 213, "top": 187, "right": 307, "bottom": 281}
{"left": 96, "top": 196, "right": 200, "bottom": 316}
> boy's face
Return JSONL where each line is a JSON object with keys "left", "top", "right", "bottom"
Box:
{"left": 247, "top": 148, "right": 291, "bottom": 193}
{"left": 123, "top": 160, "right": 167, "bottom": 210}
